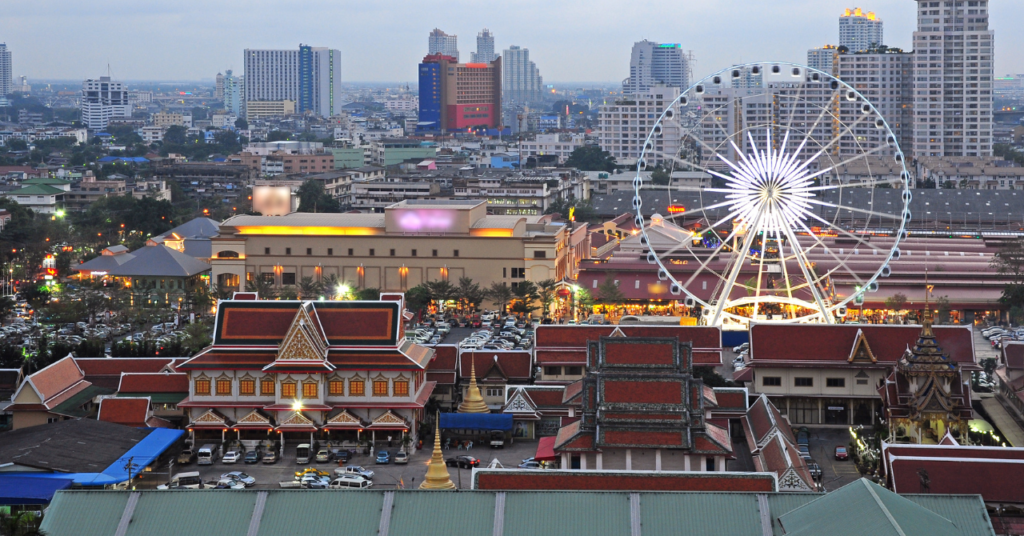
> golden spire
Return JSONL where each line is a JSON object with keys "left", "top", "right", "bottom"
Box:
{"left": 419, "top": 416, "right": 456, "bottom": 490}
{"left": 458, "top": 356, "right": 490, "bottom": 413}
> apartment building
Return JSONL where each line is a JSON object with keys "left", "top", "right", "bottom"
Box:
{"left": 519, "top": 133, "right": 585, "bottom": 164}
{"left": 835, "top": 50, "right": 915, "bottom": 155}
{"left": 81, "top": 77, "right": 131, "bottom": 130}
{"left": 597, "top": 86, "right": 681, "bottom": 166}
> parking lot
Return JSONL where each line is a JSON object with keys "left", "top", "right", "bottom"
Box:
{"left": 804, "top": 427, "right": 861, "bottom": 491}
{"left": 145, "top": 440, "right": 543, "bottom": 490}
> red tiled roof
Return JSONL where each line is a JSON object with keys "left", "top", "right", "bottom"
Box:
{"left": 327, "top": 351, "right": 423, "bottom": 368}
{"left": 522, "top": 388, "right": 565, "bottom": 407}
{"left": 702, "top": 385, "right": 718, "bottom": 407}
{"left": 603, "top": 380, "right": 683, "bottom": 404}
{"left": 473, "top": 470, "right": 776, "bottom": 492}
{"left": 427, "top": 345, "right": 458, "bottom": 371}
{"left": 178, "top": 351, "right": 276, "bottom": 369}
{"left": 1004, "top": 341, "right": 1024, "bottom": 370}
{"left": 712, "top": 388, "right": 748, "bottom": 411}
{"left": 536, "top": 325, "right": 721, "bottom": 349}
{"left": 117, "top": 372, "right": 188, "bottom": 393}
{"left": 562, "top": 380, "right": 583, "bottom": 404}
{"left": 426, "top": 371, "right": 456, "bottom": 385}
{"left": 29, "top": 356, "right": 85, "bottom": 401}
{"left": 605, "top": 430, "right": 685, "bottom": 447}
{"left": 313, "top": 307, "right": 395, "bottom": 344}
{"left": 460, "top": 351, "right": 532, "bottom": 380}
{"left": 98, "top": 397, "right": 151, "bottom": 427}
{"left": 75, "top": 358, "right": 180, "bottom": 377}
{"left": 218, "top": 305, "right": 299, "bottom": 342}
{"left": 750, "top": 324, "right": 975, "bottom": 366}
{"left": 535, "top": 350, "right": 586, "bottom": 365}
{"left": 746, "top": 395, "right": 775, "bottom": 447}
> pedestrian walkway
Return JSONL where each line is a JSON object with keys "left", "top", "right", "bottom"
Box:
{"left": 980, "top": 397, "right": 1024, "bottom": 447}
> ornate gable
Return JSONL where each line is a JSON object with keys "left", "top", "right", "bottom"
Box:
{"left": 190, "top": 408, "right": 231, "bottom": 428}
{"left": 278, "top": 307, "right": 328, "bottom": 360}
{"left": 326, "top": 410, "right": 365, "bottom": 428}
{"left": 848, "top": 329, "right": 877, "bottom": 363}
{"left": 502, "top": 387, "right": 540, "bottom": 419}
{"left": 368, "top": 410, "right": 409, "bottom": 429}
{"left": 236, "top": 409, "right": 271, "bottom": 428}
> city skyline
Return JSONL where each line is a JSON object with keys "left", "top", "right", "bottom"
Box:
{"left": 2, "top": 0, "right": 1022, "bottom": 84}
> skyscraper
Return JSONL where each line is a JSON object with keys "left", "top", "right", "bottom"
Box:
{"left": 244, "top": 45, "right": 342, "bottom": 118}
{"left": 215, "top": 72, "right": 225, "bottom": 100}
{"left": 428, "top": 29, "right": 459, "bottom": 62}
{"left": 911, "top": 0, "right": 993, "bottom": 158}
{"left": 418, "top": 54, "right": 501, "bottom": 131}
{"left": 839, "top": 8, "right": 883, "bottom": 52}
{"left": 807, "top": 45, "right": 838, "bottom": 74}
{"left": 623, "top": 40, "right": 689, "bottom": 95}
{"left": 223, "top": 69, "right": 243, "bottom": 117}
{"left": 0, "top": 44, "right": 11, "bottom": 98}
{"left": 81, "top": 76, "right": 131, "bottom": 129}
{"left": 471, "top": 28, "right": 496, "bottom": 63}
{"left": 502, "top": 46, "right": 543, "bottom": 104}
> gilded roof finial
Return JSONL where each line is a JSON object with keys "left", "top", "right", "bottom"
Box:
{"left": 419, "top": 414, "right": 456, "bottom": 490}
{"left": 458, "top": 355, "right": 490, "bottom": 413}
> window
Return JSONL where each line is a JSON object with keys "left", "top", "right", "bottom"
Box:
{"left": 285, "top": 248, "right": 291, "bottom": 255}
{"left": 856, "top": 378, "right": 869, "bottom": 385}
{"left": 390, "top": 249, "right": 396, "bottom": 256}
{"left": 503, "top": 267, "right": 507, "bottom": 278}
{"left": 453, "top": 250, "right": 459, "bottom": 257}
{"left": 348, "top": 248, "right": 353, "bottom": 256}
{"left": 195, "top": 378, "right": 211, "bottom": 395}
{"left": 327, "top": 248, "right": 333, "bottom": 256}
{"left": 762, "top": 376, "right": 782, "bottom": 386}
{"left": 281, "top": 382, "right": 297, "bottom": 399}
{"left": 826, "top": 378, "right": 846, "bottom": 388}
{"left": 511, "top": 268, "right": 525, "bottom": 278}
{"left": 486, "top": 387, "right": 503, "bottom": 397}
{"left": 261, "top": 273, "right": 274, "bottom": 284}
{"left": 216, "top": 378, "right": 232, "bottom": 395}
{"left": 394, "top": 380, "right": 409, "bottom": 396}
{"left": 349, "top": 379, "right": 365, "bottom": 396}
{"left": 544, "top": 366, "right": 562, "bottom": 376}
{"left": 794, "top": 377, "right": 814, "bottom": 387}
{"left": 239, "top": 378, "right": 255, "bottom": 395}
{"left": 534, "top": 250, "right": 547, "bottom": 258}
{"left": 432, "top": 249, "right": 438, "bottom": 257}
{"left": 264, "top": 247, "right": 270, "bottom": 255}
{"left": 282, "top": 272, "right": 296, "bottom": 285}
{"left": 329, "top": 380, "right": 344, "bottom": 395}
{"left": 306, "top": 248, "right": 312, "bottom": 255}
{"left": 566, "top": 366, "right": 583, "bottom": 376}
{"left": 373, "top": 380, "right": 389, "bottom": 396}
{"left": 260, "top": 378, "right": 275, "bottom": 396}
{"left": 302, "top": 382, "right": 318, "bottom": 398}
{"left": 369, "top": 249, "right": 375, "bottom": 256}
{"left": 411, "top": 249, "right": 417, "bottom": 257}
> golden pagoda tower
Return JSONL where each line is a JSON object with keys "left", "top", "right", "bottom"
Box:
{"left": 457, "top": 356, "right": 490, "bottom": 413}
{"left": 419, "top": 417, "right": 456, "bottom": 490}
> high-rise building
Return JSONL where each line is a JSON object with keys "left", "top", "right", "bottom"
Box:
{"left": 598, "top": 86, "right": 681, "bottom": 165}
{"left": 839, "top": 8, "right": 883, "bottom": 52}
{"left": 623, "top": 40, "right": 689, "bottom": 95}
{"left": 502, "top": 46, "right": 543, "bottom": 104}
{"left": 81, "top": 76, "right": 131, "bottom": 129}
{"left": 731, "top": 66, "right": 762, "bottom": 89}
{"left": 428, "top": 29, "right": 459, "bottom": 62}
{"left": 215, "top": 72, "right": 225, "bottom": 100}
{"left": 244, "top": 45, "right": 342, "bottom": 118}
{"left": 0, "top": 43, "right": 11, "bottom": 97}
{"left": 418, "top": 54, "right": 501, "bottom": 131}
{"left": 471, "top": 28, "right": 496, "bottom": 63}
{"left": 836, "top": 50, "right": 915, "bottom": 155}
{"left": 807, "top": 45, "right": 838, "bottom": 74}
{"left": 911, "top": 0, "right": 994, "bottom": 158}
{"left": 223, "top": 69, "right": 243, "bottom": 117}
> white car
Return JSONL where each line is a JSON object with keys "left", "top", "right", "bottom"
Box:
{"left": 335, "top": 465, "right": 375, "bottom": 480}
{"left": 301, "top": 475, "right": 330, "bottom": 489}
{"left": 222, "top": 450, "right": 242, "bottom": 464}
{"left": 220, "top": 471, "right": 256, "bottom": 487}
{"left": 733, "top": 343, "right": 749, "bottom": 353}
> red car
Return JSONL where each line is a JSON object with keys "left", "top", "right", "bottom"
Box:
{"left": 834, "top": 446, "right": 849, "bottom": 461}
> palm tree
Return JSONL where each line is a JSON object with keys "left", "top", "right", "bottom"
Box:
{"left": 456, "top": 276, "right": 484, "bottom": 314}
{"left": 512, "top": 280, "right": 541, "bottom": 315}
{"left": 319, "top": 274, "right": 341, "bottom": 300}
{"left": 537, "top": 279, "right": 558, "bottom": 318}
{"left": 0, "top": 511, "right": 46, "bottom": 536}
{"left": 245, "top": 277, "right": 275, "bottom": 299}
{"left": 485, "top": 282, "right": 514, "bottom": 314}
{"left": 297, "top": 276, "right": 319, "bottom": 299}
{"left": 425, "top": 279, "right": 457, "bottom": 310}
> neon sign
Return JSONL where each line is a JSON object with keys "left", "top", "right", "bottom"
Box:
{"left": 396, "top": 210, "right": 455, "bottom": 232}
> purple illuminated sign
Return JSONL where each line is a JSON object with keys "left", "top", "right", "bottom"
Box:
{"left": 396, "top": 209, "right": 455, "bottom": 231}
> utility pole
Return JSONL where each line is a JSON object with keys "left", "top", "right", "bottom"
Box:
{"left": 123, "top": 456, "right": 139, "bottom": 490}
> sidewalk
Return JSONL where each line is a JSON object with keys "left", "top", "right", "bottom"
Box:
{"left": 979, "top": 397, "right": 1024, "bottom": 447}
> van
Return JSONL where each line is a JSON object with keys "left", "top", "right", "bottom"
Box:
{"left": 329, "top": 475, "right": 372, "bottom": 489}
{"left": 296, "top": 443, "right": 313, "bottom": 464}
{"left": 197, "top": 444, "right": 218, "bottom": 465}
{"left": 167, "top": 471, "right": 203, "bottom": 489}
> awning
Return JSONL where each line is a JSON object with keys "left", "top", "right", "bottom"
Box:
{"left": 439, "top": 413, "right": 513, "bottom": 431}
{"left": 535, "top": 436, "right": 557, "bottom": 461}
{"left": 0, "top": 476, "right": 73, "bottom": 505}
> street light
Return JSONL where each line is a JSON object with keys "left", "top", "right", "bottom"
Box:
{"left": 337, "top": 283, "right": 350, "bottom": 299}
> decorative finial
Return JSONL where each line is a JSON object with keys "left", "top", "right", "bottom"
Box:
{"left": 419, "top": 413, "right": 456, "bottom": 490}
{"left": 458, "top": 355, "right": 490, "bottom": 413}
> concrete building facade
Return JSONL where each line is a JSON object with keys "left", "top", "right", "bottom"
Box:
{"left": 81, "top": 77, "right": 131, "bottom": 130}
{"left": 428, "top": 28, "right": 459, "bottom": 62}
{"left": 623, "top": 41, "right": 689, "bottom": 95}
{"left": 839, "top": 7, "right": 884, "bottom": 52}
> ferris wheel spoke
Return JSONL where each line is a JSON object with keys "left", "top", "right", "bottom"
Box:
{"left": 711, "top": 209, "right": 766, "bottom": 325}
{"left": 785, "top": 214, "right": 868, "bottom": 289}
{"left": 779, "top": 220, "right": 834, "bottom": 323}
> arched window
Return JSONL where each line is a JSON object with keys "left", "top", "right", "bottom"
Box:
{"left": 218, "top": 250, "right": 240, "bottom": 258}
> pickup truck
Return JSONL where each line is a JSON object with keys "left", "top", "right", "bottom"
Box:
{"left": 489, "top": 430, "right": 506, "bottom": 449}
{"left": 176, "top": 449, "right": 195, "bottom": 465}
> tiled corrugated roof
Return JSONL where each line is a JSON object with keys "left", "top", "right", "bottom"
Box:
{"left": 98, "top": 397, "right": 150, "bottom": 427}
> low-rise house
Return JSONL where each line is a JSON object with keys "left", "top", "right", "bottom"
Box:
{"left": 7, "top": 356, "right": 111, "bottom": 430}
{"left": 97, "top": 396, "right": 171, "bottom": 428}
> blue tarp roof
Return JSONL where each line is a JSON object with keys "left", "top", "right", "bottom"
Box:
{"left": 0, "top": 428, "right": 183, "bottom": 487}
{"left": 439, "top": 413, "right": 513, "bottom": 431}
{"left": 0, "top": 476, "right": 73, "bottom": 505}
{"left": 97, "top": 156, "right": 149, "bottom": 163}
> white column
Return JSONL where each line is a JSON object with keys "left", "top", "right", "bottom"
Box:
{"left": 699, "top": 457, "right": 706, "bottom": 472}
{"left": 717, "top": 456, "right": 726, "bottom": 472}
{"left": 580, "top": 454, "right": 587, "bottom": 470}
{"left": 562, "top": 452, "right": 570, "bottom": 469}
{"left": 684, "top": 455, "right": 691, "bottom": 472}
{"left": 626, "top": 449, "right": 632, "bottom": 470}
{"left": 596, "top": 452, "right": 603, "bottom": 470}
{"left": 655, "top": 449, "right": 662, "bottom": 472}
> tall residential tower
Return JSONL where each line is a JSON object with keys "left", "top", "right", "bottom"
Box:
{"left": 623, "top": 40, "right": 689, "bottom": 95}
{"left": 0, "top": 44, "right": 11, "bottom": 97}
{"left": 428, "top": 29, "right": 459, "bottom": 62}
{"left": 502, "top": 46, "right": 543, "bottom": 104}
{"left": 471, "top": 29, "right": 496, "bottom": 63}
{"left": 911, "top": 0, "right": 993, "bottom": 157}
{"left": 839, "top": 8, "right": 883, "bottom": 52}
{"left": 243, "top": 45, "right": 342, "bottom": 118}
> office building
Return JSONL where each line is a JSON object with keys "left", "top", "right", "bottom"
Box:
{"left": 223, "top": 69, "right": 243, "bottom": 117}
{"left": 807, "top": 45, "right": 838, "bottom": 74}
{"left": 0, "top": 44, "right": 10, "bottom": 97}
{"left": 623, "top": 40, "right": 689, "bottom": 95}
{"left": 839, "top": 7, "right": 883, "bottom": 52}
{"left": 471, "top": 28, "right": 496, "bottom": 63}
{"left": 598, "top": 86, "right": 681, "bottom": 166}
{"left": 244, "top": 45, "right": 342, "bottom": 118}
{"left": 911, "top": 0, "right": 994, "bottom": 158}
{"left": 81, "top": 76, "right": 131, "bottom": 130}
{"left": 503, "top": 46, "right": 543, "bottom": 104}
{"left": 428, "top": 28, "right": 459, "bottom": 61}
{"left": 418, "top": 54, "right": 502, "bottom": 131}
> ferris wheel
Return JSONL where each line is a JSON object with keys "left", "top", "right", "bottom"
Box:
{"left": 633, "top": 62, "right": 912, "bottom": 326}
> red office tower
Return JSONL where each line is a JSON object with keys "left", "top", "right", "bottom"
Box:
{"left": 420, "top": 54, "right": 501, "bottom": 131}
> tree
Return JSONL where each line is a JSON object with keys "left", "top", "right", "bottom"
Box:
{"left": 0, "top": 295, "right": 14, "bottom": 325}
{"left": 564, "top": 145, "right": 616, "bottom": 172}
{"left": 182, "top": 321, "right": 212, "bottom": 353}
{"left": 267, "top": 130, "right": 292, "bottom": 142}
{"left": 296, "top": 180, "right": 340, "bottom": 213}
{"left": 234, "top": 118, "right": 249, "bottom": 130}
{"left": 0, "top": 510, "right": 46, "bottom": 536}
{"left": 404, "top": 284, "right": 432, "bottom": 316}
{"left": 595, "top": 275, "right": 627, "bottom": 306}
{"left": 485, "top": 282, "right": 514, "bottom": 314}
{"left": 163, "top": 125, "right": 188, "bottom": 145}
{"left": 425, "top": 279, "right": 456, "bottom": 309}
{"left": 511, "top": 281, "right": 540, "bottom": 315}
{"left": 456, "top": 277, "right": 485, "bottom": 313}
{"left": 884, "top": 292, "right": 908, "bottom": 313}
{"left": 297, "top": 277, "right": 319, "bottom": 299}
{"left": 245, "top": 276, "right": 276, "bottom": 299}
{"left": 319, "top": 274, "right": 341, "bottom": 300}
{"left": 353, "top": 287, "right": 380, "bottom": 300}
{"left": 537, "top": 279, "right": 558, "bottom": 317}
{"left": 651, "top": 166, "right": 671, "bottom": 186}
{"left": 992, "top": 239, "right": 1024, "bottom": 310}
{"left": 545, "top": 196, "right": 597, "bottom": 223}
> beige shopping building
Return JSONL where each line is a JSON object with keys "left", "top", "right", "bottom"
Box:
{"left": 210, "top": 200, "right": 589, "bottom": 293}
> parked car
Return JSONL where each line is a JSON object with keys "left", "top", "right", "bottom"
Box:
{"left": 375, "top": 451, "right": 391, "bottom": 464}
{"left": 220, "top": 471, "right": 256, "bottom": 487}
{"left": 445, "top": 455, "right": 480, "bottom": 468}
{"left": 315, "top": 449, "right": 334, "bottom": 463}
{"left": 262, "top": 450, "right": 279, "bottom": 464}
{"left": 518, "top": 460, "right": 542, "bottom": 469}
{"left": 222, "top": 450, "right": 242, "bottom": 464}
{"left": 807, "top": 461, "right": 822, "bottom": 480}
{"left": 333, "top": 449, "right": 355, "bottom": 463}
{"left": 393, "top": 451, "right": 409, "bottom": 464}
{"left": 158, "top": 471, "right": 203, "bottom": 490}
{"left": 294, "top": 468, "right": 330, "bottom": 480}
{"left": 796, "top": 427, "right": 810, "bottom": 447}
{"left": 733, "top": 343, "right": 749, "bottom": 353}
{"left": 797, "top": 445, "right": 812, "bottom": 460}
{"left": 329, "top": 475, "right": 372, "bottom": 489}
{"left": 210, "top": 479, "right": 246, "bottom": 490}
{"left": 335, "top": 465, "right": 374, "bottom": 480}
{"left": 244, "top": 450, "right": 261, "bottom": 464}
{"left": 834, "top": 446, "right": 849, "bottom": 461}
{"left": 176, "top": 449, "right": 195, "bottom": 465}
{"left": 300, "top": 475, "right": 330, "bottom": 489}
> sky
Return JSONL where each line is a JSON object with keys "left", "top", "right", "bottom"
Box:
{"left": 3, "top": 0, "right": 1022, "bottom": 84}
